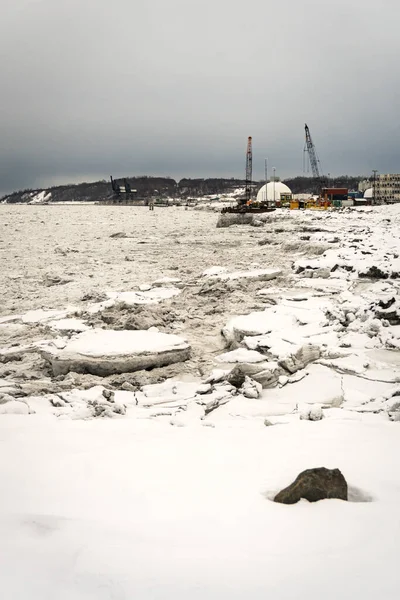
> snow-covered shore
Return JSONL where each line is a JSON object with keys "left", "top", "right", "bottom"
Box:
{"left": 0, "top": 203, "right": 399, "bottom": 598}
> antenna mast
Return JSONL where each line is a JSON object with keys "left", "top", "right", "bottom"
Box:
{"left": 244, "top": 136, "right": 253, "bottom": 204}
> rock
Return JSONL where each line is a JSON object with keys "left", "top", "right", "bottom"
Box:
{"left": 251, "top": 219, "right": 264, "bottom": 227}
{"left": 274, "top": 467, "right": 348, "bottom": 504}
{"left": 110, "top": 231, "right": 127, "bottom": 238}
{"left": 40, "top": 329, "right": 191, "bottom": 377}
{"left": 240, "top": 376, "right": 262, "bottom": 399}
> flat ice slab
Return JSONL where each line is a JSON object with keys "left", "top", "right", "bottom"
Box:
{"left": 107, "top": 287, "right": 180, "bottom": 305}
{"left": 206, "top": 268, "right": 282, "bottom": 282}
{"left": 41, "top": 329, "right": 190, "bottom": 376}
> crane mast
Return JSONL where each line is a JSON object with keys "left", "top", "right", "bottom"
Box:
{"left": 304, "top": 124, "right": 322, "bottom": 181}
{"left": 244, "top": 136, "right": 253, "bottom": 204}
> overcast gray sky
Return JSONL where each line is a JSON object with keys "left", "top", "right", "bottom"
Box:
{"left": 1, "top": 0, "right": 399, "bottom": 194}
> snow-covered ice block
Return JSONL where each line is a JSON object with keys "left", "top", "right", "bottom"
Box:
{"left": 279, "top": 344, "right": 321, "bottom": 374}
{"left": 40, "top": 329, "right": 191, "bottom": 376}
{"left": 0, "top": 314, "right": 22, "bottom": 324}
{"left": 0, "top": 400, "right": 31, "bottom": 415}
{"left": 223, "top": 299, "right": 330, "bottom": 345}
{"left": 295, "top": 278, "right": 350, "bottom": 293}
{"left": 202, "top": 266, "right": 229, "bottom": 277}
{"left": 140, "top": 380, "right": 199, "bottom": 406}
{"left": 215, "top": 348, "right": 266, "bottom": 364}
{"left": 48, "top": 318, "right": 90, "bottom": 333}
{"left": 218, "top": 268, "right": 282, "bottom": 282}
{"left": 21, "top": 308, "right": 72, "bottom": 324}
{"left": 152, "top": 277, "right": 182, "bottom": 287}
{"left": 223, "top": 311, "right": 296, "bottom": 343}
{"left": 107, "top": 287, "right": 180, "bottom": 305}
{"left": 226, "top": 361, "right": 282, "bottom": 389}
{"left": 240, "top": 376, "right": 262, "bottom": 399}
{"left": 256, "top": 364, "right": 343, "bottom": 416}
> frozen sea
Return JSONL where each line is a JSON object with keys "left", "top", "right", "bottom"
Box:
{"left": 0, "top": 202, "right": 400, "bottom": 599}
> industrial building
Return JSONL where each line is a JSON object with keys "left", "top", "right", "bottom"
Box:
{"left": 321, "top": 187, "right": 348, "bottom": 202}
{"left": 374, "top": 174, "right": 400, "bottom": 204}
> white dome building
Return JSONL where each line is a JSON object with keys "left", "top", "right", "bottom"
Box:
{"left": 364, "top": 187, "right": 373, "bottom": 199}
{"left": 256, "top": 181, "right": 292, "bottom": 203}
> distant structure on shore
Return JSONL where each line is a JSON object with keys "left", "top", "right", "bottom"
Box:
{"left": 373, "top": 174, "right": 400, "bottom": 204}
{"left": 256, "top": 181, "right": 292, "bottom": 204}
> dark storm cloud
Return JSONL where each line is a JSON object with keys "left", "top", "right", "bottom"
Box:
{"left": 1, "top": 0, "right": 400, "bottom": 194}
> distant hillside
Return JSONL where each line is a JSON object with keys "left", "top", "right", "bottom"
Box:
{"left": 2, "top": 177, "right": 178, "bottom": 204}
{"left": 1, "top": 175, "right": 366, "bottom": 204}
{"left": 1, "top": 176, "right": 247, "bottom": 204}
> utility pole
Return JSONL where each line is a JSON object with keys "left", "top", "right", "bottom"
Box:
{"left": 372, "top": 170, "right": 378, "bottom": 205}
{"left": 273, "top": 167, "right": 276, "bottom": 203}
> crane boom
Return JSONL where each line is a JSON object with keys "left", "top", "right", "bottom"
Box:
{"left": 244, "top": 136, "right": 252, "bottom": 204}
{"left": 304, "top": 124, "right": 322, "bottom": 180}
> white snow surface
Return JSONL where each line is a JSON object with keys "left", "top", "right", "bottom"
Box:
{"left": 1, "top": 413, "right": 400, "bottom": 599}
{"left": 1, "top": 203, "right": 400, "bottom": 598}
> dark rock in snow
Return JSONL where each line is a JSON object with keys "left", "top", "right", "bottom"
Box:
{"left": 274, "top": 467, "right": 348, "bottom": 504}
{"left": 359, "top": 265, "right": 389, "bottom": 279}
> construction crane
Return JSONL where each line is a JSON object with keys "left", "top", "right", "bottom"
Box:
{"left": 304, "top": 124, "right": 326, "bottom": 190}
{"left": 243, "top": 136, "right": 252, "bottom": 205}
{"left": 221, "top": 136, "right": 275, "bottom": 214}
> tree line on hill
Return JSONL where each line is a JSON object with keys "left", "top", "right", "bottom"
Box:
{"left": 2, "top": 175, "right": 367, "bottom": 204}
{"left": 284, "top": 175, "right": 366, "bottom": 194}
